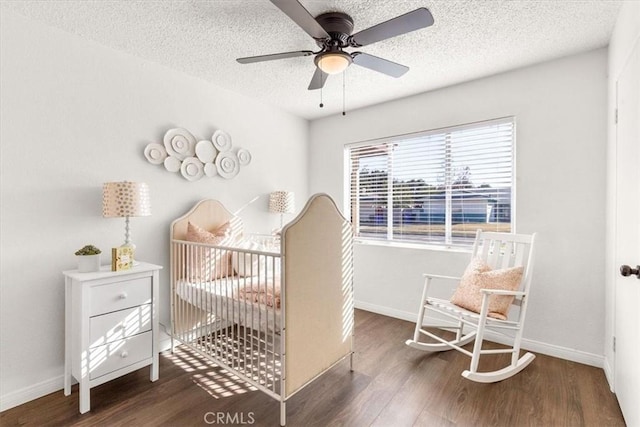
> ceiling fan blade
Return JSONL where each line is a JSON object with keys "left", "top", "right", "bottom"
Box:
{"left": 308, "top": 67, "right": 329, "bottom": 90}
{"left": 350, "top": 8, "right": 434, "bottom": 47}
{"left": 237, "top": 50, "right": 314, "bottom": 64}
{"left": 270, "top": 0, "right": 330, "bottom": 40}
{"left": 352, "top": 52, "right": 409, "bottom": 78}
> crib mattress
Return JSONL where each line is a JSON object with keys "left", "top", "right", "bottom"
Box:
{"left": 175, "top": 276, "right": 282, "bottom": 333}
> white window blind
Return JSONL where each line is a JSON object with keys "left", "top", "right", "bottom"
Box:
{"left": 346, "top": 117, "right": 515, "bottom": 247}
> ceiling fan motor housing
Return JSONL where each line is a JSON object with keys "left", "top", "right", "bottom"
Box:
{"left": 314, "top": 12, "right": 354, "bottom": 47}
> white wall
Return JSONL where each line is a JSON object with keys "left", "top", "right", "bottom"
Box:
{"left": 0, "top": 10, "right": 308, "bottom": 409}
{"left": 309, "top": 49, "right": 608, "bottom": 365}
{"left": 604, "top": 1, "right": 640, "bottom": 387}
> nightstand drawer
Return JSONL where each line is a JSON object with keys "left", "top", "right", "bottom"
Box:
{"left": 89, "top": 331, "right": 152, "bottom": 380}
{"left": 90, "top": 277, "right": 151, "bottom": 316}
{"left": 89, "top": 304, "right": 152, "bottom": 348}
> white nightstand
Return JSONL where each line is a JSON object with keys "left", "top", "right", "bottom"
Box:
{"left": 63, "top": 262, "right": 162, "bottom": 413}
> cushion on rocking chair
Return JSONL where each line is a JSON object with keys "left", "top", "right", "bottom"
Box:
{"left": 450, "top": 257, "right": 524, "bottom": 320}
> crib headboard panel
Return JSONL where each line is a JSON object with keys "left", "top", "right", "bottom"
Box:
{"left": 170, "top": 199, "right": 235, "bottom": 240}
{"left": 281, "top": 193, "right": 354, "bottom": 397}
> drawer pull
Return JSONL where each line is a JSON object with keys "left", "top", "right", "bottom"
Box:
{"left": 118, "top": 292, "right": 128, "bottom": 300}
{"left": 120, "top": 350, "right": 129, "bottom": 358}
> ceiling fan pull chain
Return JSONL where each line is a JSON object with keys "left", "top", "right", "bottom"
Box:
{"left": 342, "top": 70, "right": 346, "bottom": 116}
{"left": 319, "top": 57, "right": 324, "bottom": 108}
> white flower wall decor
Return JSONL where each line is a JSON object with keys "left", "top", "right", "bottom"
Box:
{"left": 144, "top": 127, "right": 251, "bottom": 181}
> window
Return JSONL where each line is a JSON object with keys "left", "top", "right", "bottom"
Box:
{"left": 346, "top": 117, "right": 515, "bottom": 248}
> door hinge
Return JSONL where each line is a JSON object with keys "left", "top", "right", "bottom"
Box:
{"left": 615, "top": 108, "right": 618, "bottom": 124}
{"left": 613, "top": 336, "right": 616, "bottom": 352}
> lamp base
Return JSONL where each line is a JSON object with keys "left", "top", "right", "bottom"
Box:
{"left": 120, "top": 242, "right": 139, "bottom": 266}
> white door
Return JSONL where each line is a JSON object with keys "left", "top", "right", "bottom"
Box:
{"left": 614, "top": 37, "right": 640, "bottom": 427}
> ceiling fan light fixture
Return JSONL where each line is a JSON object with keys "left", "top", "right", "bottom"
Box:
{"left": 315, "top": 51, "right": 352, "bottom": 75}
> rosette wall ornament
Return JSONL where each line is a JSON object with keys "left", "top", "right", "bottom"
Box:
{"left": 144, "top": 127, "right": 251, "bottom": 181}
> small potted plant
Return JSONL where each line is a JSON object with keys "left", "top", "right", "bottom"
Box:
{"left": 75, "top": 244, "right": 102, "bottom": 272}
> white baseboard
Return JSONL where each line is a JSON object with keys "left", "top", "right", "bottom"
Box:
{"left": 603, "top": 357, "right": 615, "bottom": 392}
{"left": 355, "top": 300, "right": 605, "bottom": 369}
{"left": 0, "top": 375, "right": 64, "bottom": 412}
{"left": 355, "top": 300, "right": 417, "bottom": 323}
{"left": 158, "top": 323, "right": 174, "bottom": 352}
{"left": 1, "top": 325, "right": 174, "bottom": 413}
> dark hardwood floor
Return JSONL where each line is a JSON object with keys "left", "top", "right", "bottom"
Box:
{"left": 1, "top": 310, "right": 625, "bottom": 426}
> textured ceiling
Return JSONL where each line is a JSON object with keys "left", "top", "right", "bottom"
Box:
{"left": 2, "top": 0, "right": 622, "bottom": 120}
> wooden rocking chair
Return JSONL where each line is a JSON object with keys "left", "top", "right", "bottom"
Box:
{"left": 406, "top": 230, "right": 537, "bottom": 383}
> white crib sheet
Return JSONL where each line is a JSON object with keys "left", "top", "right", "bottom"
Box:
{"left": 175, "top": 276, "right": 282, "bottom": 333}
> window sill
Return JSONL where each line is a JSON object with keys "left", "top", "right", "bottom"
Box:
{"left": 353, "top": 238, "right": 472, "bottom": 254}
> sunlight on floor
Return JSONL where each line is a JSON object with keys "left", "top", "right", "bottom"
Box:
{"left": 165, "top": 346, "right": 257, "bottom": 399}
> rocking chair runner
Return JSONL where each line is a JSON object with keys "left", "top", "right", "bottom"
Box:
{"left": 406, "top": 230, "right": 537, "bottom": 383}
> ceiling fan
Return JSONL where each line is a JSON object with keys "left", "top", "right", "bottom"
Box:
{"left": 237, "top": 0, "right": 434, "bottom": 90}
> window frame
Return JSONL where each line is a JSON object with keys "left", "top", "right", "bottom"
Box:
{"left": 344, "top": 117, "right": 516, "bottom": 249}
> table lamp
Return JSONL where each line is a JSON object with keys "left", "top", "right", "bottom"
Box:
{"left": 102, "top": 181, "right": 151, "bottom": 249}
{"left": 269, "top": 191, "right": 295, "bottom": 229}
